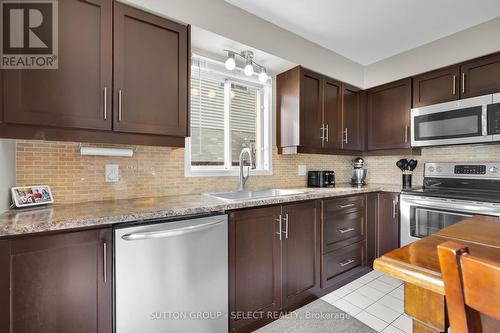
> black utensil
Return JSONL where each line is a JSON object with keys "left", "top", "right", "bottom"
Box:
{"left": 401, "top": 159, "right": 409, "bottom": 171}
{"left": 408, "top": 160, "right": 418, "bottom": 171}
{"left": 396, "top": 159, "right": 405, "bottom": 172}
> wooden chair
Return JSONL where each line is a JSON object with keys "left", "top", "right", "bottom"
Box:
{"left": 437, "top": 241, "right": 500, "bottom": 333}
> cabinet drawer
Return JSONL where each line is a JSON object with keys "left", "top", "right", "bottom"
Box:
{"left": 323, "top": 209, "right": 364, "bottom": 252}
{"left": 323, "top": 195, "right": 364, "bottom": 216}
{"left": 322, "top": 241, "right": 365, "bottom": 287}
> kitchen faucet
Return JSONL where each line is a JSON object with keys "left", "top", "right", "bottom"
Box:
{"left": 238, "top": 147, "right": 255, "bottom": 191}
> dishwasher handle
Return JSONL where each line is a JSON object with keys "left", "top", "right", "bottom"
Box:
{"left": 121, "top": 218, "right": 225, "bottom": 241}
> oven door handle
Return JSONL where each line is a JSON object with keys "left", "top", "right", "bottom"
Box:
{"left": 401, "top": 196, "right": 500, "bottom": 216}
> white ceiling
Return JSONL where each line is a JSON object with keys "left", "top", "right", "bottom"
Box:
{"left": 225, "top": 0, "right": 500, "bottom": 65}
{"left": 191, "top": 26, "right": 296, "bottom": 75}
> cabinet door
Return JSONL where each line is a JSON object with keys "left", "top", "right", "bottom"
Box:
{"left": 113, "top": 3, "right": 188, "bottom": 136}
{"left": 342, "top": 83, "right": 362, "bottom": 150}
{"left": 323, "top": 77, "right": 342, "bottom": 149}
{"left": 229, "top": 206, "right": 282, "bottom": 332}
{"left": 300, "top": 69, "right": 323, "bottom": 149}
{"left": 461, "top": 52, "right": 500, "bottom": 98}
{"left": 2, "top": 229, "right": 112, "bottom": 333}
{"left": 378, "top": 193, "right": 400, "bottom": 256}
{"left": 412, "top": 66, "right": 460, "bottom": 107}
{"left": 366, "top": 193, "right": 379, "bottom": 266}
{"left": 0, "top": 240, "right": 8, "bottom": 332}
{"left": 2, "top": 0, "right": 112, "bottom": 130}
{"left": 367, "top": 78, "right": 412, "bottom": 150}
{"left": 282, "top": 201, "right": 320, "bottom": 308}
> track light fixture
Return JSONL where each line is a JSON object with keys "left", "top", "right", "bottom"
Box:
{"left": 224, "top": 49, "right": 269, "bottom": 83}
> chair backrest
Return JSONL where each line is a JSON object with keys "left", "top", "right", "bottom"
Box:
{"left": 437, "top": 241, "right": 500, "bottom": 333}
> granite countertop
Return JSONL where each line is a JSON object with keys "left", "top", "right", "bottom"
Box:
{"left": 0, "top": 184, "right": 402, "bottom": 238}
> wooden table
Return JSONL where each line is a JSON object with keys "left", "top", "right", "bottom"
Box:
{"left": 374, "top": 216, "right": 500, "bottom": 333}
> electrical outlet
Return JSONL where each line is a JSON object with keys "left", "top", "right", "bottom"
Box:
{"left": 105, "top": 164, "right": 119, "bottom": 183}
{"left": 298, "top": 165, "right": 307, "bottom": 176}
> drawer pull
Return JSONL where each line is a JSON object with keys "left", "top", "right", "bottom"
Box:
{"left": 339, "top": 259, "right": 356, "bottom": 267}
{"left": 339, "top": 227, "right": 355, "bottom": 234}
{"left": 339, "top": 203, "right": 355, "bottom": 208}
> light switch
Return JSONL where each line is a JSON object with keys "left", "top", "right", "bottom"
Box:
{"left": 105, "top": 164, "right": 119, "bottom": 183}
{"left": 298, "top": 165, "right": 307, "bottom": 176}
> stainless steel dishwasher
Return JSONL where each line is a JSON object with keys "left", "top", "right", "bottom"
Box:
{"left": 114, "top": 214, "right": 228, "bottom": 333}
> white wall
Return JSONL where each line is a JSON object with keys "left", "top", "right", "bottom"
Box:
{"left": 0, "top": 140, "right": 15, "bottom": 212}
{"left": 364, "top": 16, "right": 500, "bottom": 88}
{"left": 119, "top": 0, "right": 365, "bottom": 88}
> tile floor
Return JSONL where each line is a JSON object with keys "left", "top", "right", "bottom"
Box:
{"left": 321, "top": 270, "right": 413, "bottom": 333}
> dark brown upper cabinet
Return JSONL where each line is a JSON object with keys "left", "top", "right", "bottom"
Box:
{"left": 0, "top": 0, "right": 189, "bottom": 147}
{"left": 299, "top": 68, "right": 324, "bottom": 150}
{"left": 412, "top": 65, "right": 460, "bottom": 107}
{"left": 2, "top": 0, "right": 113, "bottom": 131}
{"left": 113, "top": 3, "right": 188, "bottom": 137}
{"left": 367, "top": 78, "right": 412, "bottom": 151}
{"left": 323, "top": 77, "right": 342, "bottom": 150}
{"left": 460, "top": 52, "right": 500, "bottom": 99}
{"left": 342, "top": 83, "right": 363, "bottom": 150}
{"left": 0, "top": 228, "right": 112, "bottom": 333}
{"left": 277, "top": 66, "right": 360, "bottom": 155}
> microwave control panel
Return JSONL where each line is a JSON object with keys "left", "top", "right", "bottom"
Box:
{"left": 488, "top": 103, "right": 500, "bottom": 135}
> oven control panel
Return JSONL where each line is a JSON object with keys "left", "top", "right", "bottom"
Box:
{"left": 454, "top": 165, "right": 486, "bottom": 175}
{"left": 425, "top": 162, "right": 500, "bottom": 179}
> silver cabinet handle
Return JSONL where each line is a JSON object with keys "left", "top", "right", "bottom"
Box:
{"left": 339, "top": 203, "right": 355, "bottom": 208}
{"left": 344, "top": 128, "right": 348, "bottom": 145}
{"left": 325, "top": 124, "right": 329, "bottom": 143}
{"left": 392, "top": 200, "right": 398, "bottom": 219}
{"left": 118, "top": 89, "right": 123, "bottom": 121}
{"left": 462, "top": 73, "right": 466, "bottom": 94}
{"left": 276, "top": 215, "right": 282, "bottom": 241}
{"left": 320, "top": 125, "right": 325, "bottom": 142}
{"left": 122, "top": 219, "right": 224, "bottom": 241}
{"left": 452, "top": 75, "right": 457, "bottom": 95}
{"left": 284, "top": 213, "right": 289, "bottom": 239}
{"left": 339, "top": 259, "right": 356, "bottom": 267}
{"left": 339, "top": 227, "right": 355, "bottom": 234}
{"left": 103, "top": 242, "right": 107, "bottom": 284}
{"left": 103, "top": 87, "right": 107, "bottom": 120}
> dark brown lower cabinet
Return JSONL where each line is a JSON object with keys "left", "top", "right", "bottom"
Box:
{"left": 367, "top": 192, "right": 400, "bottom": 265}
{"left": 0, "top": 228, "right": 112, "bottom": 333}
{"left": 321, "top": 195, "right": 367, "bottom": 289}
{"left": 229, "top": 205, "right": 283, "bottom": 332}
{"left": 281, "top": 201, "right": 321, "bottom": 308}
{"left": 229, "top": 201, "right": 320, "bottom": 332}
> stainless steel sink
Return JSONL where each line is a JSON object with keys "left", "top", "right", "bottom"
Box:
{"left": 208, "top": 189, "right": 305, "bottom": 201}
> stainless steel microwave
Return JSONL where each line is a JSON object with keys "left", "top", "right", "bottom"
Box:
{"left": 411, "top": 93, "right": 500, "bottom": 147}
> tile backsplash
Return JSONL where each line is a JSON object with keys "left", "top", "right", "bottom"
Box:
{"left": 15, "top": 140, "right": 500, "bottom": 205}
{"left": 16, "top": 140, "right": 353, "bottom": 204}
{"left": 364, "top": 144, "right": 500, "bottom": 185}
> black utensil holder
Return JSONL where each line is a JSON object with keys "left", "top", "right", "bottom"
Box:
{"left": 402, "top": 174, "right": 412, "bottom": 188}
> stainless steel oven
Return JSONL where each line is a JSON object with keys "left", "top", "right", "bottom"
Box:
{"left": 411, "top": 94, "right": 500, "bottom": 147}
{"left": 400, "top": 195, "right": 500, "bottom": 246}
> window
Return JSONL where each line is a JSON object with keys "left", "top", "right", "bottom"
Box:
{"left": 186, "top": 55, "right": 272, "bottom": 176}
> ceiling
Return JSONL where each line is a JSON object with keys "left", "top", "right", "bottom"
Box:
{"left": 225, "top": 0, "right": 500, "bottom": 65}
{"left": 191, "top": 26, "right": 295, "bottom": 75}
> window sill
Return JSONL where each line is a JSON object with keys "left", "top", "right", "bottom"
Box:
{"left": 185, "top": 168, "right": 273, "bottom": 178}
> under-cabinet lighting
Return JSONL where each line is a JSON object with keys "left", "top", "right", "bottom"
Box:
{"left": 80, "top": 147, "right": 133, "bottom": 157}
